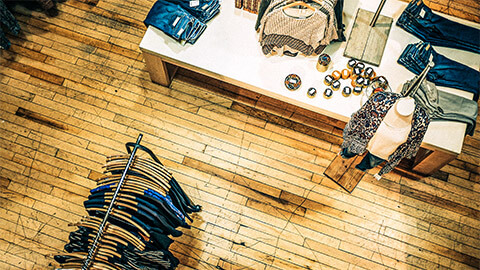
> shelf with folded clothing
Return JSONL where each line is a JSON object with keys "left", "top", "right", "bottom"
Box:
{"left": 139, "top": 0, "right": 479, "bottom": 176}
{"left": 54, "top": 135, "right": 201, "bottom": 270}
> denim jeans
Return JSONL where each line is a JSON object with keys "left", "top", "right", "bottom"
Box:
{"left": 144, "top": 1, "right": 207, "bottom": 44}
{"left": 1, "top": 0, "right": 20, "bottom": 49}
{"left": 340, "top": 149, "right": 385, "bottom": 171}
{"left": 166, "top": 0, "right": 220, "bottom": 23}
{"left": 398, "top": 41, "right": 480, "bottom": 101}
{"left": 397, "top": 0, "right": 480, "bottom": 54}
{"left": 401, "top": 79, "right": 478, "bottom": 136}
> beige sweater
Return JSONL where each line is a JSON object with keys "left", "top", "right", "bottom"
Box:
{"left": 259, "top": 0, "right": 338, "bottom": 56}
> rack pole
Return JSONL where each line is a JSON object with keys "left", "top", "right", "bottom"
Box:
{"left": 370, "top": 0, "right": 387, "bottom": 27}
{"left": 82, "top": 134, "right": 143, "bottom": 270}
{"left": 403, "top": 55, "right": 434, "bottom": 97}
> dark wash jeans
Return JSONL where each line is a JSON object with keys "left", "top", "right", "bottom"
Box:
{"left": 340, "top": 149, "right": 385, "bottom": 171}
{"left": 397, "top": 0, "right": 480, "bottom": 54}
{"left": 398, "top": 41, "right": 480, "bottom": 101}
{"left": 166, "top": 0, "right": 220, "bottom": 23}
{"left": 144, "top": 1, "right": 206, "bottom": 44}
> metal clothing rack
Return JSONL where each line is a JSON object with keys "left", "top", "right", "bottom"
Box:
{"left": 81, "top": 134, "right": 143, "bottom": 270}
{"left": 402, "top": 55, "right": 434, "bottom": 97}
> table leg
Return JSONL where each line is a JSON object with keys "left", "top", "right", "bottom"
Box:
{"left": 411, "top": 148, "right": 457, "bottom": 176}
{"left": 142, "top": 51, "right": 178, "bottom": 87}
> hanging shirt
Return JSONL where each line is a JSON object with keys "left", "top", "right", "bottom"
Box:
{"left": 258, "top": 0, "right": 338, "bottom": 56}
{"left": 341, "top": 92, "right": 430, "bottom": 176}
{"left": 366, "top": 111, "right": 413, "bottom": 160}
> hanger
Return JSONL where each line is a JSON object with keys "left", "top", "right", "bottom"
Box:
{"left": 309, "top": 0, "right": 324, "bottom": 5}
{"left": 124, "top": 142, "right": 201, "bottom": 213}
{"left": 282, "top": 1, "right": 316, "bottom": 11}
{"left": 74, "top": 217, "right": 146, "bottom": 250}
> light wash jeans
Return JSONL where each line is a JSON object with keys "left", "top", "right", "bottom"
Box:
{"left": 401, "top": 79, "right": 478, "bottom": 135}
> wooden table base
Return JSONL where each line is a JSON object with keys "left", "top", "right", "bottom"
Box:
{"left": 324, "top": 154, "right": 366, "bottom": 193}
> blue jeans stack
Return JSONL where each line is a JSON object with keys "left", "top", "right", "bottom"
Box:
{"left": 396, "top": 0, "right": 480, "bottom": 101}
{"left": 144, "top": 0, "right": 221, "bottom": 45}
{"left": 397, "top": 41, "right": 480, "bottom": 101}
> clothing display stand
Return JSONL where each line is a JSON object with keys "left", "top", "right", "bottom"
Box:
{"left": 325, "top": 60, "right": 436, "bottom": 192}
{"left": 54, "top": 134, "right": 201, "bottom": 269}
{"left": 324, "top": 154, "right": 366, "bottom": 193}
{"left": 82, "top": 134, "right": 143, "bottom": 269}
{"left": 344, "top": 0, "right": 392, "bottom": 66}
{"left": 402, "top": 55, "right": 434, "bottom": 97}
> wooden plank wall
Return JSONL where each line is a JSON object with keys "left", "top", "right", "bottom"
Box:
{"left": 405, "top": 0, "right": 480, "bottom": 22}
{"left": 0, "top": 0, "right": 479, "bottom": 269}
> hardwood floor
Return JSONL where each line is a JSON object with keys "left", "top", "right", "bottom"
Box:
{"left": 1, "top": 1, "right": 479, "bottom": 269}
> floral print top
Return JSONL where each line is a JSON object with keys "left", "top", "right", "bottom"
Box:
{"left": 342, "top": 92, "right": 430, "bottom": 176}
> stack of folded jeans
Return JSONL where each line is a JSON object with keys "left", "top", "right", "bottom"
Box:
{"left": 397, "top": 41, "right": 480, "bottom": 101}
{"left": 144, "top": 0, "right": 221, "bottom": 45}
{"left": 396, "top": 0, "right": 479, "bottom": 54}
{"left": 401, "top": 78, "right": 478, "bottom": 136}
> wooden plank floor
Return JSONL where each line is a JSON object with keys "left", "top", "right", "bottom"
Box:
{"left": 1, "top": 1, "right": 479, "bottom": 269}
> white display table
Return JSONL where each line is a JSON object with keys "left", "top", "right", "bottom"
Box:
{"left": 139, "top": 1, "right": 479, "bottom": 175}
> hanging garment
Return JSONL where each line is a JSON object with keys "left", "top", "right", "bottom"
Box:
{"left": 258, "top": 0, "right": 339, "bottom": 56}
{"left": 401, "top": 77, "right": 478, "bottom": 136}
{"left": 397, "top": 0, "right": 479, "bottom": 54}
{"left": 341, "top": 91, "right": 430, "bottom": 176}
{"left": 366, "top": 100, "right": 413, "bottom": 160}
{"left": 56, "top": 140, "right": 201, "bottom": 270}
{"left": 0, "top": 0, "right": 20, "bottom": 49}
{"left": 255, "top": 0, "right": 345, "bottom": 41}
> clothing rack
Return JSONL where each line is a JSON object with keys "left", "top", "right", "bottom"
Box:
{"left": 81, "top": 134, "right": 143, "bottom": 269}
{"left": 55, "top": 134, "right": 201, "bottom": 270}
{"left": 402, "top": 55, "right": 434, "bottom": 97}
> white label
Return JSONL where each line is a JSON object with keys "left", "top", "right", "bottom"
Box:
{"left": 172, "top": 17, "right": 180, "bottom": 27}
{"left": 202, "top": 4, "right": 208, "bottom": 10}
{"left": 177, "top": 28, "right": 185, "bottom": 36}
{"left": 289, "top": 79, "right": 296, "bottom": 83}
{"left": 419, "top": 8, "right": 425, "bottom": 18}
{"left": 190, "top": 0, "right": 199, "bottom": 7}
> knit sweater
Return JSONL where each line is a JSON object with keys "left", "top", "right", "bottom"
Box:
{"left": 259, "top": 0, "right": 338, "bottom": 56}
{"left": 342, "top": 92, "right": 430, "bottom": 176}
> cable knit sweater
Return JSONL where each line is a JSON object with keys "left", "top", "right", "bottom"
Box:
{"left": 342, "top": 92, "right": 430, "bottom": 176}
{"left": 259, "top": 0, "right": 338, "bottom": 56}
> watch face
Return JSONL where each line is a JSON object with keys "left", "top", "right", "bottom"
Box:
{"left": 318, "top": 53, "right": 331, "bottom": 65}
{"left": 342, "top": 86, "right": 352, "bottom": 97}
{"left": 285, "top": 74, "right": 302, "bottom": 91}
{"left": 324, "top": 75, "right": 334, "bottom": 85}
{"left": 324, "top": 88, "right": 333, "bottom": 98}
{"left": 332, "top": 80, "right": 341, "bottom": 90}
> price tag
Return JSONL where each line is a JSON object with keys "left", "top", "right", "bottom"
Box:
{"left": 190, "top": 0, "right": 199, "bottom": 7}
{"left": 419, "top": 8, "right": 425, "bottom": 18}
{"left": 172, "top": 17, "right": 180, "bottom": 27}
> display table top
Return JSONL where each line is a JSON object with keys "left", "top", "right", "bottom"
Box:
{"left": 140, "top": 0, "right": 479, "bottom": 155}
